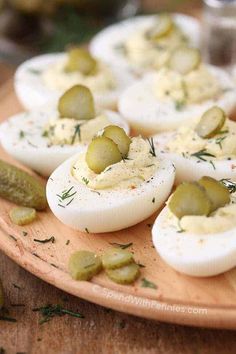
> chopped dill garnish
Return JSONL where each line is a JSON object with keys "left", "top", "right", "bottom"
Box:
{"left": 174, "top": 99, "right": 186, "bottom": 111}
{"left": 22, "top": 231, "right": 28, "bottom": 236}
{"left": 109, "top": 242, "right": 133, "bottom": 249}
{"left": 217, "top": 129, "right": 229, "bottom": 135}
{"left": 141, "top": 278, "right": 157, "bottom": 289}
{"left": 66, "top": 240, "right": 70, "bottom": 245}
{"left": 191, "top": 149, "right": 216, "bottom": 161}
{"left": 82, "top": 177, "right": 89, "bottom": 185}
{"left": 42, "top": 130, "right": 49, "bottom": 138}
{"left": 85, "top": 227, "right": 89, "bottom": 233}
{"left": 209, "top": 160, "right": 216, "bottom": 170}
{"left": 32, "top": 304, "right": 84, "bottom": 325}
{"left": 137, "top": 263, "right": 146, "bottom": 268}
{"left": 0, "top": 315, "right": 17, "bottom": 322}
{"left": 12, "top": 283, "right": 21, "bottom": 290}
{"left": 147, "top": 138, "right": 156, "bottom": 157}
{"left": 33, "top": 236, "right": 55, "bottom": 244}
{"left": 152, "top": 197, "right": 155, "bottom": 203}
{"left": 19, "top": 130, "right": 25, "bottom": 139}
{"left": 28, "top": 68, "right": 42, "bottom": 75}
{"left": 56, "top": 186, "right": 77, "bottom": 207}
{"left": 71, "top": 124, "right": 82, "bottom": 145}
{"left": 220, "top": 179, "right": 236, "bottom": 194}
{"left": 215, "top": 136, "right": 227, "bottom": 149}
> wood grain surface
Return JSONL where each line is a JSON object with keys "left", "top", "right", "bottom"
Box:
{"left": 0, "top": 61, "right": 236, "bottom": 353}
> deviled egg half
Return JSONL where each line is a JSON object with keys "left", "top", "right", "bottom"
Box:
{"left": 14, "top": 47, "right": 135, "bottom": 110}
{"left": 119, "top": 47, "right": 236, "bottom": 135}
{"left": 152, "top": 177, "right": 236, "bottom": 277}
{"left": 0, "top": 85, "right": 129, "bottom": 177}
{"left": 90, "top": 13, "right": 200, "bottom": 74}
{"left": 46, "top": 127, "right": 175, "bottom": 233}
{"left": 153, "top": 106, "right": 236, "bottom": 183}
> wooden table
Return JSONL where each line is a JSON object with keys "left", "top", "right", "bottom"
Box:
{"left": 0, "top": 64, "right": 236, "bottom": 354}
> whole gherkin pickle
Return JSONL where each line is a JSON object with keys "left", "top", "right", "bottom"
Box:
{"left": 0, "top": 159, "right": 47, "bottom": 211}
{"left": 0, "top": 279, "right": 4, "bottom": 309}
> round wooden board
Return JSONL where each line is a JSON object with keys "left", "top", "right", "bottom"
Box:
{"left": 0, "top": 81, "right": 236, "bottom": 330}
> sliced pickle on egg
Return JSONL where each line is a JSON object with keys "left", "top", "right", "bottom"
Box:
{"left": 86, "top": 136, "right": 122, "bottom": 174}
{"left": 9, "top": 206, "right": 36, "bottom": 226}
{"left": 195, "top": 106, "right": 226, "bottom": 139}
{"left": 102, "top": 125, "right": 131, "bottom": 158}
{"left": 65, "top": 48, "right": 97, "bottom": 75}
{"left": 102, "top": 248, "right": 134, "bottom": 269}
{"left": 147, "top": 14, "right": 173, "bottom": 40}
{"left": 168, "top": 182, "right": 211, "bottom": 219}
{"left": 168, "top": 47, "right": 201, "bottom": 75}
{"left": 106, "top": 262, "right": 140, "bottom": 284}
{"left": 198, "top": 176, "right": 230, "bottom": 212}
{"left": 68, "top": 250, "right": 102, "bottom": 281}
{"left": 58, "top": 85, "right": 95, "bottom": 120}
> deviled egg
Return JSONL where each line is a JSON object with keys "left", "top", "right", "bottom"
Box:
{"left": 119, "top": 47, "right": 236, "bottom": 135}
{"left": 0, "top": 85, "right": 129, "bottom": 177}
{"left": 153, "top": 106, "right": 236, "bottom": 183}
{"left": 14, "top": 47, "right": 135, "bottom": 110}
{"left": 90, "top": 13, "right": 200, "bottom": 74}
{"left": 152, "top": 177, "right": 236, "bottom": 277}
{"left": 46, "top": 127, "right": 175, "bottom": 233}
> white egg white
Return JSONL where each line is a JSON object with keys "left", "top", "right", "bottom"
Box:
{"left": 0, "top": 106, "right": 129, "bottom": 177}
{"left": 118, "top": 66, "right": 236, "bottom": 135}
{"left": 46, "top": 154, "right": 175, "bottom": 233}
{"left": 90, "top": 14, "right": 200, "bottom": 72}
{"left": 153, "top": 132, "right": 236, "bottom": 183}
{"left": 152, "top": 206, "right": 236, "bottom": 277}
{"left": 14, "top": 53, "right": 136, "bottom": 110}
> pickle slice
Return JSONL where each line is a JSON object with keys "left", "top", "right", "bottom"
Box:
{"left": 0, "top": 160, "right": 47, "bottom": 211}
{"left": 65, "top": 48, "right": 97, "bottom": 75}
{"left": 169, "top": 182, "right": 211, "bottom": 219}
{"left": 9, "top": 206, "right": 36, "bottom": 226}
{"left": 58, "top": 85, "right": 95, "bottom": 120}
{"left": 102, "top": 248, "right": 134, "bottom": 269}
{"left": 168, "top": 47, "right": 201, "bottom": 75}
{"left": 147, "top": 14, "right": 173, "bottom": 40}
{"left": 106, "top": 262, "right": 140, "bottom": 284}
{"left": 86, "top": 136, "right": 122, "bottom": 174}
{"left": 198, "top": 176, "right": 230, "bottom": 212}
{"left": 102, "top": 125, "right": 131, "bottom": 158}
{"left": 68, "top": 250, "right": 102, "bottom": 281}
{"left": 195, "top": 106, "right": 226, "bottom": 139}
{"left": 0, "top": 279, "right": 4, "bottom": 309}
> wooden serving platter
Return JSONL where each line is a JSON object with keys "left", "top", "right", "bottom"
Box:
{"left": 1, "top": 79, "right": 236, "bottom": 330}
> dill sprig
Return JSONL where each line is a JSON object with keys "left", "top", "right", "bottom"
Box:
{"left": 147, "top": 138, "right": 156, "bottom": 157}
{"left": 215, "top": 136, "right": 227, "bottom": 149}
{"left": 191, "top": 149, "right": 216, "bottom": 161}
{"left": 56, "top": 186, "right": 77, "bottom": 207}
{"left": 33, "top": 236, "right": 55, "bottom": 244}
{"left": 109, "top": 242, "right": 133, "bottom": 249}
{"left": 33, "top": 304, "right": 84, "bottom": 325}
{"left": 71, "top": 124, "right": 82, "bottom": 145}
{"left": 220, "top": 179, "right": 236, "bottom": 194}
{"left": 0, "top": 315, "right": 17, "bottom": 322}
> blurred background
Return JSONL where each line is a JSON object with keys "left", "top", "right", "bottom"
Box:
{"left": 0, "top": 0, "right": 202, "bottom": 65}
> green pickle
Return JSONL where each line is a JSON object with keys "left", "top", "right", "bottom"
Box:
{"left": 168, "top": 47, "right": 201, "bottom": 75}
{"left": 106, "top": 262, "right": 140, "bottom": 285}
{"left": 58, "top": 85, "right": 95, "bottom": 120}
{"left": 9, "top": 206, "right": 36, "bottom": 226}
{"left": 68, "top": 250, "right": 102, "bottom": 281}
{"left": 0, "top": 159, "right": 47, "bottom": 210}
{"left": 198, "top": 176, "right": 230, "bottom": 212}
{"left": 169, "top": 182, "right": 211, "bottom": 219}
{"left": 102, "top": 248, "right": 134, "bottom": 269}
{"left": 65, "top": 48, "right": 97, "bottom": 75}
{"left": 102, "top": 125, "right": 131, "bottom": 158}
{"left": 195, "top": 106, "right": 226, "bottom": 139}
{"left": 0, "top": 279, "right": 4, "bottom": 309}
{"left": 147, "top": 14, "right": 173, "bottom": 40}
{"left": 86, "top": 136, "right": 122, "bottom": 174}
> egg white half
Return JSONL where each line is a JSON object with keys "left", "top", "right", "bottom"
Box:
{"left": 14, "top": 53, "right": 136, "bottom": 110}
{"left": 152, "top": 206, "right": 236, "bottom": 277}
{"left": 90, "top": 14, "right": 200, "bottom": 72}
{"left": 46, "top": 154, "right": 175, "bottom": 233}
{"left": 118, "top": 66, "right": 236, "bottom": 135}
{"left": 153, "top": 132, "right": 236, "bottom": 183}
{"left": 0, "top": 106, "right": 129, "bottom": 177}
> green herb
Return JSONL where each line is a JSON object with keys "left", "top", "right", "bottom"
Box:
{"left": 32, "top": 304, "right": 84, "bottom": 325}
{"left": 56, "top": 186, "right": 77, "bottom": 207}
{"left": 82, "top": 177, "right": 89, "bottom": 185}
{"left": 12, "top": 283, "right": 21, "bottom": 290}
{"left": 209, "top": 160, "right": 216, "bottom": 170}
{"left": 217, "top": 129, "right": 229, "bottom": 135}
{"left": 215, "top": 136, "right": 227, "bottom": 149}
{"left": 71, "top": 124, "right": 82, "bottom": 145}
{"left": 66, "top": 240, "right": 70, "bottom": 245}
{"left": 22, "top": 231, "right": 28, "bottom": 236}
{"left": 0, "top": 315, "right": 17, "bottom": 322}
{"left": 28, "top": 68, "right": 42, "bottom": 75}
{"left": 33, "top": 236, "right": 55, "bottom": 244}
{"left": 174, "top": 100, "right": 185, "bottom": 111}
{"left": 114, "top": 43, "right": 127, "bottom": 55}
{"left": 190, "top": 149, "right": 216, "bottom": 161}
{"left": 141, "top": 278, "right": 157, "bottom": 289}
{"left": 220, "top": 179, "right": 236, "bottom": 194}
{"left": 152, "top": 197, "right": 155, "bottom": 203}
{"left": 137, "top": 263, "right": 146, "bottom": 268}
{"left": 85, "top": 228, "right": 89, "bottom": 234}
{"left": 9, "top": 234, "right": 17, "bottom": 241}
{"left": 147, "top": 138, "right": 156, "bottom": 157}
{"left": 109, "top": 242, "right": 133, "bottom": 249}
{"left": 42, "top": 130, "right": 49, "bottom": 138}
{"left": 19, "top": 130, "right": 25, "bottom": 139}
